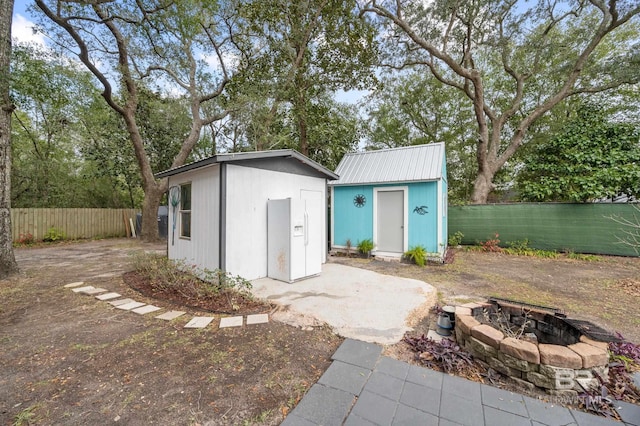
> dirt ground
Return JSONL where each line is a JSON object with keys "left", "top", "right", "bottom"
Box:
{"left": 333, "top": 249, "right": 640, "bottom": 343}
{"left": 2, "top": 241, "right": 639, "bottom": 425}
{"left": 0, "top": 239, "right": 342, "bottom": 426}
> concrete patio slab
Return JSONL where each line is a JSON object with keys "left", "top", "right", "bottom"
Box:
{"left": 184, "top": 317, "right": 214, "bottom": 328}
{"left": 219, "top": 316, "right": 243, "bottom": 328}
{"left": 246, "top": 313, "right": 269, "bottom": 325}
{"left": 251, "top": 263, "right": 436, "bottom": 344}
{"left": 115, "top": 301, "right": 146, "bottom": 310}
{"left": 64, "top": 281, "right": 85, "bottom": 288}
{"left": 132, "top": 305, "right": 161, "bottom": 315}
{"left": 156, "top": 311, "right": 186, "bottom": 321}
{"left": 95, "top": 292, "right": 121, "bottom": 301}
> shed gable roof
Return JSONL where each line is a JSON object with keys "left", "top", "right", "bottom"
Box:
{"left": 330, "top": 143, "right": 445, "bottom": 185}
{"left": 155, "top": 149, "right": 338, "bottom": 180}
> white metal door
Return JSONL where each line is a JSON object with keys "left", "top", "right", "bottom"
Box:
{"left": 267, "top": 199, "right": 291, "bottom": 282}
{"left": 377, "top": 190, "right": 404, "bottom": 253}
{"left": 301, "top": 190, "right": 322, "bottom": 277}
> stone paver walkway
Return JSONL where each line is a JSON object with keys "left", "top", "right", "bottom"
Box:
{"left": 64, "top": 281, "right": 270, "bottom": 330}
{"left": 283, "top": 339, "right": 640, "bottom": 426}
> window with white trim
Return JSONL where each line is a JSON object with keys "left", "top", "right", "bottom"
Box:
{"left": 180, "top": 183, "right": 191, "bottom": 238}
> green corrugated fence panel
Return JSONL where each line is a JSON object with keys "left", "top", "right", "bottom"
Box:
{"left": 448, "top": 203, "right": 639, "bottom": 257}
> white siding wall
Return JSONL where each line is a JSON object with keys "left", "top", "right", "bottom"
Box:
{"left": 167, "top": 165, "right": 220, "bottom": 271}
{"left": 225, "top": 164, "right": 327, "bottom": 280}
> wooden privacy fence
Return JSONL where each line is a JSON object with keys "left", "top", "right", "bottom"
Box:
{"left": 448, "top": 203, "right": 639, "bottom": 257}
{"left": 11, "top": 208, "right": 140, "bottom": 242}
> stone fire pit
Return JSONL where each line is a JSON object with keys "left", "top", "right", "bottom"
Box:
{"left": 454, "top": 300, "right": 613, "bottom": 395}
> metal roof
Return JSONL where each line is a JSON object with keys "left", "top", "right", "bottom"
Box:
{"left": 330, "top": 143, "right": 445, "bottom": 185}
{"left": 155, "top": 149, "right": 338, "bottom": 180}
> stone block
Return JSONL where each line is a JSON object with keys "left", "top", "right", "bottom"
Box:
{"left": 468, "top": 336, "right": 498, "bottom": 359}
{"left": 460, "top": 302, "right": 491, "bottom": 316}
{"left": 574, "top": 369, "right": 594, "bottom": 380}
{"left": 579, "top": 335, "right": 609, "bottom": 351}
{"left": 487, "top": 357, "right": 521, "bottom": 378}
{"left": 539, "top": 344, "right": 582, "bottom": 369}
{"left": 539, "top": 364, "right": 575, "bottom": 380}
{"left": 457, "top": 314, "right": 480, "bottom": 335}
{"left": 508, "top": 376, "right": 538, "bottom": 393}
{"left": 527, "top": 371, "right": 575, "bottom": 390}
{"left": 498, "top": 352, "right": 532, "bottom": 372}
{"left": 574, "top": 378, "right": 599, "bottom": 392}
{"left": 471, "top": 324, "right": 504, "bottom": 349}
{"left": 500, "top": 337, "right": 540, "bottom": 364}
{"left": 455, "top": 306, "right": 472, "bottom": 316}
{"left": 454, "top": 327, "right": 467, "bottom": 346}
{"left": 567, "top": 342, "right": 609, "bottom": 368}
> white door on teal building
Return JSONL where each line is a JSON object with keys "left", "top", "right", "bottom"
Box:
{"left": 375, "top": 188, "right": 407, "bottom": 254}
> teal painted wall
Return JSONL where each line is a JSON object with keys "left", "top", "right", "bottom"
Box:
{"left": 332, "top": 186, "right": 373, "bottom": 247}
{"left": 333, "top": 181, "right": 442, "bottom": 253}
{"left": 407, "top": 182, "right": 439, "bottom": 252}
{"left": 441, "top": 155, "right": 448, "bottom": 247}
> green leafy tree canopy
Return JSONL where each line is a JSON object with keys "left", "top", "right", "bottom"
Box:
{"left": 518, "top": 104, "right": 640, "bottom": 202}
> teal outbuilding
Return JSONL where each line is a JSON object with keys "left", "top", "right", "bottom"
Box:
{"left": 330, "top": 143, "right": 447, "bottom": 258}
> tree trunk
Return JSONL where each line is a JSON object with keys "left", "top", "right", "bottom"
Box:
{"left": 139, "top": 183, "right": 163, "bottom": 242}
{"left": 0, "top": 0, "right": 18, "bottom": 278}
{"left": 471, "top": 171, "right": 494, "bottom": 204}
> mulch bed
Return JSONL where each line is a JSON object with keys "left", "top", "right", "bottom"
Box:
{"left": 123, "top": 270, "right": 273, "bottom": 315}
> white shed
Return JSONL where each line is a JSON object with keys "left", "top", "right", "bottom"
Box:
{"left": 155, "top": 150, "right": 338, "bottom": 281}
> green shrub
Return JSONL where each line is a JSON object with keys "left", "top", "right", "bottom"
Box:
{"left": 448, "top": 231, "right": 464, "bottom": 247}
{"left": 43, "top": 227, "right": 65, "bottom": 242}
{"left": 357, "top": 239, "right": 374, "bottom": 255}
{"left": 404, "top": 245, "right": 427, "bottom": 266}
{"left": 130, "top": 252, "right": 252, "bottom": 298}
